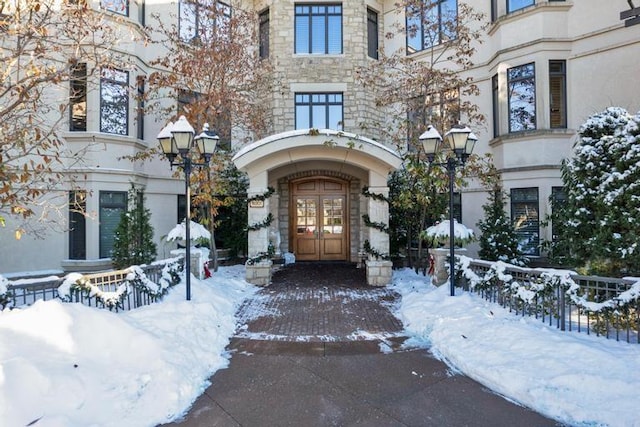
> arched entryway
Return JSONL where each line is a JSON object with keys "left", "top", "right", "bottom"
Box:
{"left": 232, "top": 129, "right": 402, "bottom": 286}
{"left": 291, "top": 177, "right": 349, "bottom": 261}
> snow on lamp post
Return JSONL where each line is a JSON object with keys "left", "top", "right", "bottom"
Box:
{"left": 158, "top": 116, "right": 219, "bottom": 300}
{"left": 420, "top": 124, "right": 477, "bottom": 296}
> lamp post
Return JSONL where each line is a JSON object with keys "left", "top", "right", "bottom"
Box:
{"left": 157, "top": 116, "right": 219, "bottom": 300}
{"left": 420, "top": 124, "right": 477, "bottom": 297}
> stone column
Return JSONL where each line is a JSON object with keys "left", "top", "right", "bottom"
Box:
{"left": 245, "top": 173, "right": 273, "bottom": 286}
{"left": 431, "top": 247, "right": 467, "bottom": 286}
{"left": 364, "top": 185, "right": 393, "bottom": 286}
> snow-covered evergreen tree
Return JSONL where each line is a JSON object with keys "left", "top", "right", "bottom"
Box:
{"left": 550, "top": 107, "right": 640, "bottom": 275}
{"left": 112, "top": 186, "right": 157, "bottom": 269}
{"left": 477, "top": 187, "right": 528, "bottom": 266}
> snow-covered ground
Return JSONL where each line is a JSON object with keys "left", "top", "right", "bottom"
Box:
{"left": 0, "top": 266, "right": 257, "bottom": 427}
{"left": 1, "top": 266, "right": 638, "bottom": 427}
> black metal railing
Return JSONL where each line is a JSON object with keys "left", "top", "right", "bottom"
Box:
{"left": 3, "top": 259, "right": 182, "bottom": 312}
{"left": 458, "top": 258, "right": 639, "bottom": 344}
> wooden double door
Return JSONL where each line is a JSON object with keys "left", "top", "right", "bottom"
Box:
{"left": 292, "top": 178, "right": 348, "bottom": 261}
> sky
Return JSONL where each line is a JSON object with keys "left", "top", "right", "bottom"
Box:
{"left": 1, "top": 266, "right": 639, "bottom": 427}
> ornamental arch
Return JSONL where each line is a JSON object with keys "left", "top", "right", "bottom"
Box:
{"left": 232, "top": 129, "right": 402, "bottom": 286}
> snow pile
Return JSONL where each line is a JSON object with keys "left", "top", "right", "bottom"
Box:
{"left": 0, "top": 266, "right": 256, "bottom": 427}
{"left": 392, "top": 268, "right": 640, "bottom": 427}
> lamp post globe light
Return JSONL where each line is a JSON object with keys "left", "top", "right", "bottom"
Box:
{"left": 419, "top": 124, "right": 477, "bottom": 297}
{"left": 157, "top": 116, "right": 219, "bottom": 300}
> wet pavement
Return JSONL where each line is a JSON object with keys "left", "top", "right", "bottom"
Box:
{"left": 162, "top": 263, "right": 560, "bottom": 427}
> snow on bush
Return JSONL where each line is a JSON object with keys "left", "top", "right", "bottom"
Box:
{"left": 0, "top": 274, "right": 12, "bottom": 309}
{"left": 166, "top": 220, "right": 211, "bottom": 244}
{"left": 422, "top": 220, "right": 474, "bottom": 247}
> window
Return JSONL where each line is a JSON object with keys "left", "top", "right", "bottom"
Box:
{"left": 511, "top": 187, "right": 539, "bottom": 256}
{"left": 100, "top": 68, "right": 129, "bottom": 135}
{"left": 69, "top": 191, "right": 86, "bottom": 260}
{"left": 549, "top": 60, "right": 566, "bottom": 129}
{"left": 259, "top": 9, "right": 269, "bottom": 59}
{"left": 177, "top": 195, "right": 187, "bottom": 224}
{"left": 101, "top": 0, "right": 128, "bottom": 15}
{"left": 492, "top": 74, "right": 499, "bottom": 138}
{"left": 367, "top": 8, "right": 378, "bottom": 59}
{"left": 177, "top": 89, "right": 198, "bottom": 117}
{"left": 295, "top": 4, "right": 342, "bottom": 54}
{"left": 99, "top": 191, "right": 127, "bottom": 258}
{"left": 507, "top": 63, "right": 536, "bottom": 132}
{"left": 406, "top": 0, "right": 457, "bottom": 53}
{"left": 507, "top": 0, "right": 534, "bottom": 14}
{"left": 70, "top": 62, "right": 87, "bottom": 132}
{"left": 180, "top": 0, "right": 231, "bottom": 42}
{"left": 452, "top": 192, "right": 462, "bottom": 223}
{"left": 295, "top": 93, "right": 343, "bottom": 130}
{"left": 550, "top": 186, "right": 566, "bottom": 243}
{"left": 136, "top": 76, "right": 145, "bottom": 140}
{"left": 137, "top": 0, "right": 145, "bottom": 25}
{"left": 407, "top": 97, "right": 426, "bottom": 150}
{"left": 407, "top": 90, "right": 460, "bottom": 150}
{"left": 177, "top": 89, "right": 230, "bottom": 150}
{"left": 491, "top": 0, "right": 498, "bottom": 21}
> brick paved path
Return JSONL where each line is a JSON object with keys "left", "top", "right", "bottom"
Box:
{"left": 233, "top": 263, "right": 405, "bottom": 344}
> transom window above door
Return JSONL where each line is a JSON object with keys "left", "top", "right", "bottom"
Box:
{"left": 295, "top": 4, "right": 342, "bottom": 54}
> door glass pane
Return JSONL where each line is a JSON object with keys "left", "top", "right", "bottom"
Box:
{"left": 296, "top": 198, "right": 316, "bottom": 234}
{"left": 323, "top": 198, "right": 343, "bottom": 234}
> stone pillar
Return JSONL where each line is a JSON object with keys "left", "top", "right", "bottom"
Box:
{"left": 431, "top": 247, "right": 467, "bottom": 286}
{"left": 245, "top": 176, "right": 273, "bottom": 286}
{"left": 364, "top": 185, "right": 393, "bottom": 286}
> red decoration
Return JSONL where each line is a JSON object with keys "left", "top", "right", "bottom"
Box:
{"left": 428, "top": 254, "right": 435, "bottom": 276}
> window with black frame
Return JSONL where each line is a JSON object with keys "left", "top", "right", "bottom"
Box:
{"left": 136, "top": 75, "right": 145, "bottom": 140}
{"left": 367, "top": 8, "right": 379, "bottom": 59}
{"left": 406, "top": 0, "right": 457, "bottom": 54}
{"left": 179, "top": 0, "right": 231, "bottom": 42}
{"left": 177, "top": 89, "right": 230, "bottom": 150}
{"left": 259, "top": 9, "right": 270, "bottom": 59}
{"left": 99, "top": 191, "right": 127, "bottom": 258}
{"left": 295, "top": 93, "right": 343, "bottom": 130}
{"left": 100, "top": 68, "right": 129, "bottom": 135}
{"left": 136, "top": 0, "right": 145, "bottom": 25}
{"left": 511, "top": 187, "right": 539, "bottom": 256}
{"left": 70, "top": 63, "right": 87, "bottom": 132}
{"left": 550, "top": 186, "right": 566, "bottom": 242}
{"left": 295, "top": 4, "right": 342, "bottom": 54}
{"left": 492, "top": 74, "right": 499, "bottom": 138}
{"left": 69, "top": 191, "right": 87, "bottom": 260}
{"left": 549, "top": 60, "right": 567, "bottom": 129}
{"left": 507, "top": 63, "right": 536, "bottom": 132}
{"left": 452, "top": 192, "right": 461, "bottom": 223}
{"left": 101, "top": 0, "right": 128, "bottom": 15}
{"left": 507, "top": 0, "right": 534, "bottom": 14}
{"left": 407, "top": 89, "right": 460, "bottom": 150}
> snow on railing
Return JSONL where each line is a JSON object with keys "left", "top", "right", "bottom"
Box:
{"left": 455, "top": 256, "right": 640, "bottom": 344}
{"left": 0, "top": 257, "right": 183, "bottom": 312}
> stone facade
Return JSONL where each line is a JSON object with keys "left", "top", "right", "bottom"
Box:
{"left": 265, "top": 0, "right": 386, "bottom": 138}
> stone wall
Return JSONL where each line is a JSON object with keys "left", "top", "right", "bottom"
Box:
{"left": 266, "top": 0, "right": 385, "bottom": 139}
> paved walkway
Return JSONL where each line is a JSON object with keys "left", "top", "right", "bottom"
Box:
{"left": 163, "top": 263, "right": 560, "bottom": 427}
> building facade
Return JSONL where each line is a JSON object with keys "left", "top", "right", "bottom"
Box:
{"left": 1, "top": 0, "right": 638, "bottom": 285}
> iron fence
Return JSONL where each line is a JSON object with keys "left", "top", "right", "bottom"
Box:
{"left": 461, "top": 259, "right": 640, "bottom": 344}
{"left": 4, "top": 260, "right": 181, "bottom": 312}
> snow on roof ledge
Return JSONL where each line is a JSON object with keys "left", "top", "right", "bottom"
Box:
{"left": 232, "top": 128, "right": 401, "bottom": 163}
